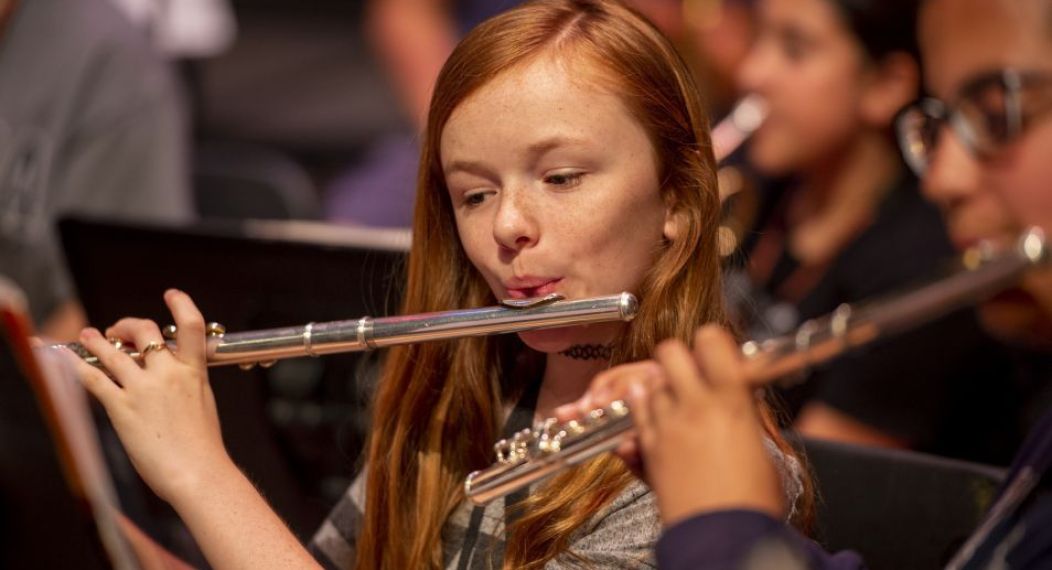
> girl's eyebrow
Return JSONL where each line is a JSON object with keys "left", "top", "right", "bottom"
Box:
{"left": 525, "top": 135, "right": 590, "bottom": 157}
{"left": 444, "top": 159, "right": 493, "bottom": 178}
{"left": 525, "top": 135, "right": 593, "bottom": 170}
{"left": 445, "top": 135, "right": 592, "bottom": 176}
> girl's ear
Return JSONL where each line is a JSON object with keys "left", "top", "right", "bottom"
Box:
{"left": 663, "top": 206, "right": 683, "bottom": 241}
{"left": 860, "top": 52, "right": 920, "bottom": 127}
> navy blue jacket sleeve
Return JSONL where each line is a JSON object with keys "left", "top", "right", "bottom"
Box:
{"left": 657, "top": 510, "right": 866, "bottom": 570}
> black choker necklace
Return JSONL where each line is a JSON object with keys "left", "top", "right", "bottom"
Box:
{"left": 559, "top": 343, "right": 613, "bottom": 361}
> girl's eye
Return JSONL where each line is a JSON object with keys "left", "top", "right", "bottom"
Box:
{"left": 781, "top": 37, "right": 805, "bottom": 62}
{"left": 778, "top": 28, "right": 810, "bottom": 62}
{"left": 544, "top": 171, "right": 584, "bottom": 187}
{"left": 464, "top": 192, "right": 489, "bottom": 207}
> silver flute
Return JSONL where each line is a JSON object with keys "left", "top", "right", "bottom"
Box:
{"left": 57, "top": 292, "right": 638, "bottom": 371}
{"left": 712, "top": 94, "right": 767, "bottom": 162}
{"left": 464, "top": 227, "right": 1050, "bottom": 506}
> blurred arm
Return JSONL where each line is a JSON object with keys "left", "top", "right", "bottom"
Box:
{"left": 368, "top": 0, "right": 458, "bottom": 129}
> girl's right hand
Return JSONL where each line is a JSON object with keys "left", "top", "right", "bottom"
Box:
{"left": 65, "top": 289, "right": 234, "bottom": 504}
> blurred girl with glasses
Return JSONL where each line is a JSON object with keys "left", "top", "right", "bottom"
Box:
{"left": 725, "top": 0, "right": 1017, "bottom": 462}
{"left": 559, "top": 1, "right": 1052, "bottom": 568}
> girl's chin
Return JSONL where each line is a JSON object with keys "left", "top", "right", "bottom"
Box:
{"left": 516, "top": 327, "right": 579, "bottom": 354}
{"left": 516, "top": 323, "right": 618, "bottom": 354}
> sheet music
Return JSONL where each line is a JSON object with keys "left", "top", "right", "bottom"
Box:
{"left": 0, "top": 278, "right": 139, "bottom": 570}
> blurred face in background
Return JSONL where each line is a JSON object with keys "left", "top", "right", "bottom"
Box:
{"left": 918, "top": 0, "right": 1052, "bottom": 345}
{"left": 737, "top": 0, "right": 872, "bottom": 175}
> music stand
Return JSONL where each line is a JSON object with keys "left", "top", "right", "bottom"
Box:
{"left": 58, "top": 215, "right": 407, "bottom": 541}
{"left": 0, "top": 279, "right": 138, "bottom": 569}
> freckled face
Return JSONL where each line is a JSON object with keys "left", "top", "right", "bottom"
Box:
{"left": 440, "top": 56, "right": 671, "bottom": 353}
{"left": 920, "top": 0, "right": 1052, "bottom": 345}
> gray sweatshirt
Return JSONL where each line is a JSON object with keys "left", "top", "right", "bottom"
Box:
{"left": 0, "top": 0, "right": 192, "bottom": 324}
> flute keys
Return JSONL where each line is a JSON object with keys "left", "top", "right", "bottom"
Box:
{"left": 536, "top": 418, "right": 565, "bottom": 455}
{"left": 494, "top": 433, "right": 527, "bottom": 464}
{"left": 493, "top": 428, "right": 536, "bottom": 465}
{"left": 588, "top": 407, "right": 606, "bottom": 423}
{"left": 509, "top": 428, "right": 532, "bottom": 463}
{"left": 494, "top": 439, "right": 512, "bottom": 464}
{"left": 163, "top": 322, "right": 227, "bottom": 338}
{"left": 63, "top": 342, "right": 94, "bottom": 360}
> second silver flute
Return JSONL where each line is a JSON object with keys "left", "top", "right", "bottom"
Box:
{"left": 464, "top": 228, "right": 1049, "bottom": 506}
{"left": 60, "top": 292, "right": 638, "bottom": 371}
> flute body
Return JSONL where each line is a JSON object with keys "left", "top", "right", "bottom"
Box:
{"left": 712, "top": 94, "right": 767, "bottom": 162}
{"left": 59, "top": 293, "right": 638, "bottom": 370}
{"left": 464, "top": 228, "right": 1050, "bottom": 506}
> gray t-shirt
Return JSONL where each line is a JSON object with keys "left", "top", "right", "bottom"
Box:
{"left": 308, "top": 439, "right": 804, "bottom": 569}
{"left": 310, "top": 471, "right": 660, "bottom": 570}
{"left": 0, "top": 0, "right": 192, "bottom": 324}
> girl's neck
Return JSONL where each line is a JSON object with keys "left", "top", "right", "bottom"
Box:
{"left": 788, "top": 132, "right": 903, "bottom": 265}
{"left": 535, "top": 352, "right": 609, "bottom": 421}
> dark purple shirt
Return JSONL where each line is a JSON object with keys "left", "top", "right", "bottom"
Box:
{"left": 656, "top": 510, "right": 864, "bottom": 570}
{"left": 657, "top": 408, "right": 1052, "bottom": 570}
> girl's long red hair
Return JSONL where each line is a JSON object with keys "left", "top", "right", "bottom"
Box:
{"left": 354, "top": 1, "right": 813, "bottom": 568}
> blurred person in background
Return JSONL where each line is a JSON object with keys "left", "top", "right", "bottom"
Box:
{"left": 561, "top": 0, "right": 1052, "bottom": 567}
{"left": 322, "top": 0, "right": 520, "bottom": 228}
{"left": 726, "top": 0, "right": 1021, "bottom": 463}
{"left": 106, "top": 0, "right": 236, "bottom": 59}
{"left": 0, "top": 0, "right": 193, "bottom": 341}
{"left": 683, "top": 0, "right": 759, "bottom": 118}
{"left": 323, "top": 0, "right": 740, "bottom": 230}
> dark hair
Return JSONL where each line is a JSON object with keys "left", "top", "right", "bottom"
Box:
{"left": 829, "top": 0, "right": 921, "bottom": 61}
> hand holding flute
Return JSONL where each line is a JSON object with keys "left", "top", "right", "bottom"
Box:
{"left": 63, "top": 290, "right": 320, "bottom": 568}
{"left": 53, "top": 281, "right": 640, "bottom": 569}
{"left": 61, "top": 289, "right": 230, "bottom": 505}
{"left": 549, "top": 226, "right": 1046, "bottom": 527}
{"left": 555, "top": 329, "right": 788, "bottom": 527}
{"left": 53, "top": 290, "right": 640, "bottom": 501}
{"left": 465, "top": 228, "right": 1049, "bottom": 506}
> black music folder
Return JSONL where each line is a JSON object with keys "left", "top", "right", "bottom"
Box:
{"left": 0, "top": 279, "right": 138, "bottom": 569}
{"left": 58, "top": 215, "right": 407, "bottom": 540}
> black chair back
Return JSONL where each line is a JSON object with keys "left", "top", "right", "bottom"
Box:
{"left": 803, "top": 437, "right": 1005, "bottom": 570}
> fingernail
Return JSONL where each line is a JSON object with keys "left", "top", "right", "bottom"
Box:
{"left": 644, "top": 361, "right": 661, "bottom": 376}
{"left": 628, "top": 383, "right": 646, "bottom": 403}
{"left": 579, "top": 394, "right": 593, "bottom": 411}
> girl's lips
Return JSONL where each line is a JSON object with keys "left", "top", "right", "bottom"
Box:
{"left": 504, "top": 278, "right": 563, "bottom": 299}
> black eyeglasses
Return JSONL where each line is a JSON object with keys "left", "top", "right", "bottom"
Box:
{"left": 895, "top": 69, "right": 1052, "bottom": 175}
